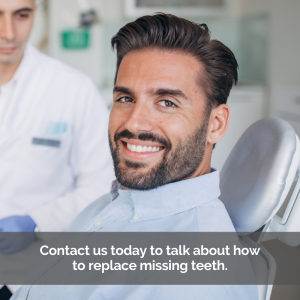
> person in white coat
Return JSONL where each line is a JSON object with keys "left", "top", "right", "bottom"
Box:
{"left": 0, "top": 0, "right": 114, "bottom": 249}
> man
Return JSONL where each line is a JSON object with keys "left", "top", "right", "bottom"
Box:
{"left": 0, "top": 0, "right": 114, "bottom": 247}
{"left": 12, "top": 14, "right": 259, "bottom": 299}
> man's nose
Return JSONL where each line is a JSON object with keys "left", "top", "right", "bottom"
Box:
{"left": 125, "top": 102, "right": 154, "bottom": 134}
{"left": 0, "top": 15, "right": 15, "bottom": 42}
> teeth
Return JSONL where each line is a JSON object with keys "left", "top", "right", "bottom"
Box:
{"left": 127, "top": 143, "right": 161, "bottom": 153}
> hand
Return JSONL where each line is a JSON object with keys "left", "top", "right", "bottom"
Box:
{"left": 0, "top": 215, "right": 37, "bottom": 255}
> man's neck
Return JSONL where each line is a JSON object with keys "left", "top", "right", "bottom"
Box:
{"left": 0, "top": 53, "right": 24, "bottom": 86}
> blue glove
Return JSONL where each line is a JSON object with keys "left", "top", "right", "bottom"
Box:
{"left": 0, "top": 215, "right": 37, "bottom": 255}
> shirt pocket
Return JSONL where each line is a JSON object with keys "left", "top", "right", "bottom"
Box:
{"left": 12, "top": 130, "right": 73, "bottom": 195}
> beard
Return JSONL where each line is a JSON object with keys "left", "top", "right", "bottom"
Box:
{"left": 109, "top": 120, "right": 209, "bottom": 190}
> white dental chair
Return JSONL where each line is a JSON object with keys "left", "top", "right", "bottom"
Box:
{"left": 219, "top": 117, "right": 300, "bottom": 300}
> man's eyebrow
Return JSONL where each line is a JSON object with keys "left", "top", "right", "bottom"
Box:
{"left": 14, "top": 8, "right": 33, "bottom": 14}
{"left": 150, "top": 88, "right": 189, "bottom": 101}
{"left": 113, "top": 86, "right": 134, "bottom": 96}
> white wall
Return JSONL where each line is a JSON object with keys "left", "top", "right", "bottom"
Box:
{"left": 48, "top": 0, "right": 103, "bottom": 87}
{"left": 29, "top": 0, "right": 47, "bottom": 51}
{"left": 30, "top": 0, "right": 105, "bottom": 86}
{"left": 241, "top": 0, "right": 300, "bottom": 87}
{"left": 241, "top": 0, "right": 300, "bottom": 135}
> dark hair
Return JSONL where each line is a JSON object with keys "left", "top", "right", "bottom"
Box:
{"left": 111, "top": 13, "right": 238, "bottom": 108}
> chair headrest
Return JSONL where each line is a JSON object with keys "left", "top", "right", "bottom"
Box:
{"left": 219, "top": 117, "right": 300, "bottom": 232}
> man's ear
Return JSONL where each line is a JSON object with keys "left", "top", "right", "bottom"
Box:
{"left": 206, "top": 104, "right": 230, "bottom": 146}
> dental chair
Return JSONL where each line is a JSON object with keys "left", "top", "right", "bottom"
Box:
{"left": 219, "top": 117, "right": 300, "bottom": 300}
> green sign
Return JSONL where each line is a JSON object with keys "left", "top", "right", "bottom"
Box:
{"left": 61, "top": 30, "right": 90, "bottom": 49}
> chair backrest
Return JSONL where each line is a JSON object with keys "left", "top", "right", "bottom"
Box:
{"left": 219, "top": 117, "right": 300, "bottom": 233}
{"left": 219, "top": 117, "right": 300, "bottom": 300}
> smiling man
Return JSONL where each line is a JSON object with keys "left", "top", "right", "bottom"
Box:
{"left": 12, "top": 13, "right": 258, "bottom": 300}
{"left": 110, "top": 50, "right": 216, "bottom": 190}
{"left": 108, "top": 17, "right": 233, "bottom": 192}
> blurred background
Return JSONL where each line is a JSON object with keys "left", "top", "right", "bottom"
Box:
{"left": 29, "top": 0, "right": 300, "bottom": 170}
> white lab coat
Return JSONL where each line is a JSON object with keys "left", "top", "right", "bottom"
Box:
{"left": 0, "top": 44, "right": 114, "bottom": 231}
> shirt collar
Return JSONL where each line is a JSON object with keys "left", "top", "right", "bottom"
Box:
{"left": 13, "top": 43, "right": 32, "bottom": 83}
{"left": 110, "top": 169, "right": 220, "bottom": 221}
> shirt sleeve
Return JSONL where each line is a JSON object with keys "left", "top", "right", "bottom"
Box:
{"left": 29, "top": 78, "right": 115, "bottom": 232}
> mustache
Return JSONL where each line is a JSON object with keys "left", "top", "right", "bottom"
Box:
{"left": 114, "top": 130, "right": 171, "bottom": 150}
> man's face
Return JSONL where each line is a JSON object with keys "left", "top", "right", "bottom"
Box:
{"left": 0, "top": 0, "right": 35, "bottom": 64}
{"left": 109, "top": 48, "right": 211, "bottom": 190}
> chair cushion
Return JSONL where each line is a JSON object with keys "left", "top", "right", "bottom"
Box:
{"left": 219, "top": 117, "right": 299, "bottom": 232}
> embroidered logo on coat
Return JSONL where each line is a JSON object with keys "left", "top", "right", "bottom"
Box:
{"left": 46, "top": 122, "right": 68, "bottom": 135}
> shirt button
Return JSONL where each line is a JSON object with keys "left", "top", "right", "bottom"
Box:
{"left": 95, "top": 220, "right": 102, "bottom": 227}
{"left": 19, "top": 298, "right": 24, "bottom": 300}
{"left": 133, "top": 215, "right": 139, "bottom": 221}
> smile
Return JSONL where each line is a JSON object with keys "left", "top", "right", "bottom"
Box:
{"left": 120, "top": 139, "right": 165, "bottom": 159}
{"left": 126, "top": 143, "right": 162, "bottom": 153}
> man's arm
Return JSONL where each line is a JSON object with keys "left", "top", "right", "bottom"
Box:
{"left": 29, "top": 79, "right": 115, "bottom": 232}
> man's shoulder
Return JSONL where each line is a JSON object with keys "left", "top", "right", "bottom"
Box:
{"left": 28, "top": 44, "right": 93, "bottom": 87}
{"left": 68, "top": 194, "right": 112, "bottom": 231}
{"left": 196, "top": 198, "right": 236, "bottom": 232}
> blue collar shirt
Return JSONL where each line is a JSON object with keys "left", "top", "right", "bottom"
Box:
{"left": 13, "top": 170, "right": 259, "bottom": 300}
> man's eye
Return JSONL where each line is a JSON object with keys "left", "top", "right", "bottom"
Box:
{"left": 158, "top": 100, "right": 176, "bottom": 108}
{"left": 17, "top": 13, "right": 30, "bottom": 19}
{"left": 117, "top": 96, "right": 133, "bottom": 103}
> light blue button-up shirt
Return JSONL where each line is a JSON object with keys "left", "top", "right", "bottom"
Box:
{"left": 12, "top": 170, "right": 259, "bottom": 300}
